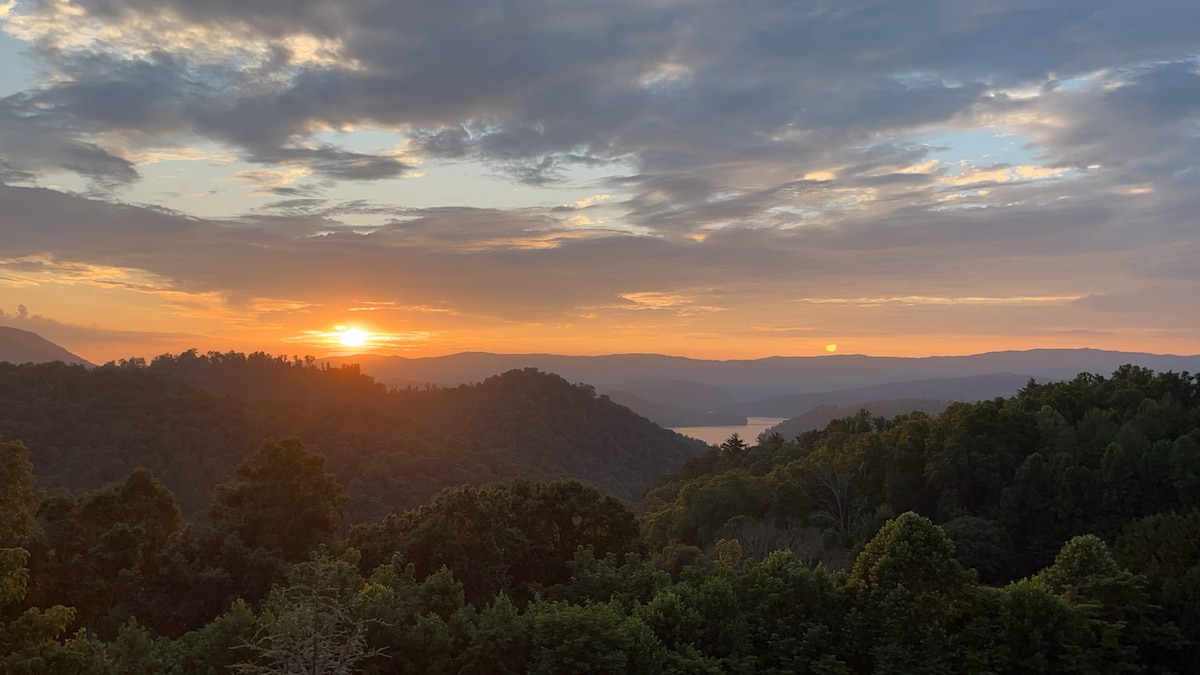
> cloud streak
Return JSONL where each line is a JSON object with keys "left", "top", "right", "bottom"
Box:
{"left": 0, "top": 0, "right": 1197, "bottom": 357}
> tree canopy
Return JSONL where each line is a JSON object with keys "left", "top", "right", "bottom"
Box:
{"left": 1, "top": 363, "right": 1198, "bottom": 671}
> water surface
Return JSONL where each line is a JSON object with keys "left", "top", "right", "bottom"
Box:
{"left": 670, "top": 417, "right": 788, "bottom": 446}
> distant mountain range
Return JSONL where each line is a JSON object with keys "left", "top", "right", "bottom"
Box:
{"left": 600, "top": 379, "right": 738, "bottom": 411}
{"left": 333, "top": 349, "right": 1200, "bottom": 420}
{"left": 765, "top": 398, "right": 954, "bottom": 440}
{"left": 601, "top": 390, "right": 747, "bottom": 427}
{"left": 0, "top": 326, "right": 92, "bottom": 366}
{"left": 722, "top": 373, "right": 1038, "bottom": 418}
{"left": 5, "top": 326, "right": 1198, "bottom": 426}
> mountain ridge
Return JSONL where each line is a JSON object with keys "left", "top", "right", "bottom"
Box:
{"left": 0, "top": 357, "right": 706, "bottom": 521}
{"left": 329, "top": 348, "right": 1200, "bottom": 412}
{"left": 720, "top": 372, "right": 1039, "bottom": 417}
{"left": 764, "top": 398, "right": 955, "bottom": 440}
{"left": 0, "top": 325, "right": 92, "bottom": 367}
{"left": 602, "top": 390, "right": 747, "bottom": 427}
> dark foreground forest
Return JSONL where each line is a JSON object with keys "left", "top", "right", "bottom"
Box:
{"left": 2, "top": 357, "right": 1199, "bottom": 673}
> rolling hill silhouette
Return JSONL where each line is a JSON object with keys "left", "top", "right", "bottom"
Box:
{"left": 0, "top": 326, "right": 92, "bottom": 366}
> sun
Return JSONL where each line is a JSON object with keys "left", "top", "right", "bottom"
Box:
{"left": 339, "top": 327, "right": 370, "bottom": 348}
{"left": 826, "top": 343, "right": 838, "bottom": 353}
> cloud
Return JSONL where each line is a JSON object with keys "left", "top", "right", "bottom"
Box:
{"left": 4, "top": 4, "right": 1194, "bottom": 201}
{"left": 7, "top": 0, "right": 1189, "bottom": 195}
{"left": 0, "top": 1, "right": 1198, "bottom": 355}
{"left": 0, "top": 181, "right": 1173, "bottom": 322}
{"left": 0, "top": 95, "right": 139, "bottom": 188}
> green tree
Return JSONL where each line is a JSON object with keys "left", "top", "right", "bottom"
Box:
{"left": 941, "top": 515, "right": 1015, "bottom": 584}
{"left": 28, "top": 467, "right": 182, "bottom": 632}
{"left": 849, "top": 512, "right": 972, "bottom": 605}
{"left": 0, "top": 547, "right": 76, "bottom": 673}
{"left": 348, "top": 479, "right": 640, "bottom": 605}
{"left": 526, "top": 600, "right": 653, "bottom": 674}
{"left": 0, "top": 440, "right": 38, "bottom": 549}
{"left": 504, "top": 479, "right": 642, "bottom": 591}
{"left": 720, "top": 434, "right": 748, "bottom": 456}
{"left": 234, "top": 549, "right": 381, "bottom": 675}
{"left": 353, "top": 561, "right": 471, "bottom": 674}
{"left": 457, "top": 593, "right": 531, "bottom": 674}
{"left": 1115, "top": 510, "right": 1200, "bottom": 667}
{"left": 167, "top": 598, "right": 259, "bottom": 675}
{"left": 1033, "top": 534, "right": 1183, "bottom": 671}
{"left": 995, "top": 580, "right": 1097, "bottom": 673}
{"left": 211, "top": 438, "right": 347, "bottom": 562}
{"left": 878, "top": 413, "right": 935, "bottom": 515}
{"left": 46, "top": 619, "right": 175, "bottom": 675}
{"left": 129, "top": 526, "right": 283, "bottom": 636}
{"left": 847, "top": 512, "right": 976, "bottom": 674}
{"left": 555, "top": 549, "right": 669, "bottom": 608}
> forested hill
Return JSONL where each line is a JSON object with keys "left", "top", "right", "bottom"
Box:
{"left": 641, "top": 365, "right": 1200, "bottom": 582}
{"left": 0, "top": 353, "right": 705, "bottom": 521}
{"left": 0, "top": 361, "right": 262, "bottom": 513}
{"left": 765, "top": 398, "right": 952, "bottom": 439}
{"left": 4, "top": 364, "right": 1200, "bottom": 672}
{"left": 387, "top": 368, "right": 707, "bottom": 496}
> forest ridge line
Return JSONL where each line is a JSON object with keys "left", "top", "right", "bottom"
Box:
{"left": 324, "top": 346, "right": 1200, "bottom": 398}
{"left": 3, "top": 324, "right": 1198, "bottom": 400}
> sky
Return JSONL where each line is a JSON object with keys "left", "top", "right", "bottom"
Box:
{"left": 1, "top": 0, "right": 1198, "bottom": 363}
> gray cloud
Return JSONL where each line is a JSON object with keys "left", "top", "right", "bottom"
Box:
{"left": 1105, "top": 61, "right": 1200, "bottom": 125}
{"left": 0, "top": 160, "right": 36, "bottom": 184}
{"left": 1, "top": 0, "right": 1198, "bottom": 350}
{"left": 10, "top": 0, "right": 1194, "bottom": 196}
{"left": 0, "top": 182, "right": 1183, "bottom": 322}
{"left": 0, "top": 95, "right": 139, "bottom": 188}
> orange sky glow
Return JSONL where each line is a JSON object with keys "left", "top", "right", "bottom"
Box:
{"left": 3, "top": 288, "right": 1196, "bottom": 365}
{"left": 2, "top": 1, "right": 1198, "bottom": 363}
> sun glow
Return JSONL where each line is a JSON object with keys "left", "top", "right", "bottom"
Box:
{"left": 338, "top": 327, "right": 369, "bottom": 347}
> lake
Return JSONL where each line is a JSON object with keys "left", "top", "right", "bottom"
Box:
{"left": 670, "top": 417, "right": 789, "bottom": 446}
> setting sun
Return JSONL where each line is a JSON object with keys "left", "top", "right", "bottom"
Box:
{"left": 339, "top": 328, "right": 369, "bottom": 348}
